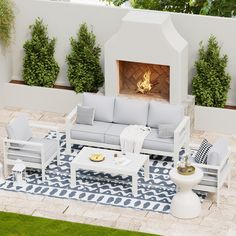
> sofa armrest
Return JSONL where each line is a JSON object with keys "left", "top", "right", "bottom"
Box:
{"left": 66, "top": 106, "right": 77, "bottom": 127}
{"left": 174, "top": 116, "right": 190, "bottom": 150}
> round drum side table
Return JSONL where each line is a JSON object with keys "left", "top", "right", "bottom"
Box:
{"left": 169, "top": 167, "right": 203, "bottom": 219}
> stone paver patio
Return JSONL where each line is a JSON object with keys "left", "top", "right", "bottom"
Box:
{"left": 0, "top": 107, "right": 235, "bottom": 236}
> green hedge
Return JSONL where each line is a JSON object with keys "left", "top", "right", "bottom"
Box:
{"left": 192, "top": 35, "right": 231, "bottom": 107}
{"left": 22, "top": 18, "right": 59, "bottom": 87}
{"left": 66, "top": 23, "right": 104, "bottom": 93}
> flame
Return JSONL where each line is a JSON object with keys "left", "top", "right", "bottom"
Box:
{"left": 137, "top": 70, "right": 152, "bottom": 94}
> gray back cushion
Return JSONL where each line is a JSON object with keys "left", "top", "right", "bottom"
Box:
{"left": 113, "top": 97, "right": 149, "bottom": 125}
{"left": 6, "top": 114, "right": 32, "bottom": 141}
{"left": 148, "top": 101, "right": 184, "bottom": 128}
{"left": 158, "top": 123, "right": 176, "bottom": 139}
{"left": 207, "top": 138, "right": 228, "bottom": 166}
{"left": 82, "top": 93, "right": 115, "bottom": 122}
{"left": 76, "top": 105, "right": 95, "bottom": 125}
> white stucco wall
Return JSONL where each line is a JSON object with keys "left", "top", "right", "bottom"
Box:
{"left": 10, "top": 0, "right": 236, "bottom": 106}
{"left": 0, "top": 46, "right": 11, "bottom": 108}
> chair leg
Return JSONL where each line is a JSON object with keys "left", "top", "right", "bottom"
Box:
{"left": 227, "top": 172, "right": 231, "bottom": 189}
{"left": 173, "top": 153, "right": 179, "bottom": 167}
{"left": 42, "top": 168, "right": 46, "bottom": 182}
{"left": 4, "top": 162, "right": 8, "bottom": 178}
{"left": 216, "top": 187, "right": 220, "bottom": 207}
{"left": 57, "top": 151, "right": 60, "bottom": 166}
{"left": 66, "top": 140, "right": 71, "bottom": 155}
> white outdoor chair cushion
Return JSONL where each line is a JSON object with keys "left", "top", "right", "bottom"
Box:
{"left": 143, "top": 129, "right": 174, "bottom": 152}
{"left": 105, "top": 123, "right": 128, "bottom": 145}
{"left": 6, "top": 114, "right": 32, "bottom": 141}
{"left": 70, "top": 121, "right": 112, "bottom": 143}
{"left": 147, "top": 101, "right": 184, "bottom": 128}
{"left": 7, "top": 137, "right": 57, "bottom": 164}
{"left": 76, "top": 105, "right": 95, "bottom": 125}
{"left": 207, "top": 138, "right": 228, "bottom": 166}
{"left": 113, "top": 97, "right": 149, "bottom": 125}
{"left": 82, "top": 93, "right": 115, "bottom": 122}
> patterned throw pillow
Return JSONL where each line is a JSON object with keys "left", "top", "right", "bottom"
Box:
{"left": 195, "top": 139, "right": 213, "bottom": 164}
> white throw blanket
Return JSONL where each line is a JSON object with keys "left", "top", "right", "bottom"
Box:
{"left": 120, "top": 125, "right": 151, "bottom": 153}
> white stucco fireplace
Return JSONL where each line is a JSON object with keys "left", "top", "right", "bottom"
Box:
{"left": 104, "top": 11, "right": 188, "bottom": 104}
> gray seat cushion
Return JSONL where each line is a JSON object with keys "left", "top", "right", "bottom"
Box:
{"left": 105, "top": 123, "right": 128, "bottom": 145}
{"left": 143, "top": 129, "right": 174, "bottom": 152}
{"left": 113, "top": 97, "right": 149, "bottom": 125}
{"left": 147, "top": 101, "right": 184, "bottom": 128}
{"left": 71, "top": 121, "right": 112, "bottom": 143}
{"left": 8, "top": 137, "right": 57, "bottom": 164}
{"left": 105, "top": 125, "right": 174, "bottom": 152}
{"left": 82, "top": 93, "right": 115, "bottom": 122}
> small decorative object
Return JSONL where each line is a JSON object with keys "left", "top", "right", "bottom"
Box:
{"left": 12, "top": 160, "right": 26, "bottom": 186}
{"left": 89, "top": 153, "right": 105, "bottom": 162}
{"left": 177, "top": 155, "right": 195, "bottom": 175}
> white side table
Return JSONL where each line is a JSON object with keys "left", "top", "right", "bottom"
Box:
{"left": 169, "top": 167, "right": 203, "bottom": 219}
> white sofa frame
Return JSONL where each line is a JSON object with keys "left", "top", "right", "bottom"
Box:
{"left": 191, "top": 145, "right": 231, "bottom": 207}
{"left": 65, "top": 105, "right": 190, "bottom": 166}
{"left": 3, "top": 123, "right": 60, "bottom": 181}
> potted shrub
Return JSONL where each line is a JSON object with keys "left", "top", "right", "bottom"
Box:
{"left": 192, "top": 35, "right": 231, "bottom": 108}
{"left": 0, "top": 0, "right": 15, "bottom": 49}
{"left": 22, "top": 18, "right": 60, "bottom": 87}
{"left": 66, "top": 23, "right": 104, "bottom": 93}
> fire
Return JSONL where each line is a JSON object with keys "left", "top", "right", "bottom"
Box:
{"left": 137, "top": 70, "right": 152, "bottom": 94}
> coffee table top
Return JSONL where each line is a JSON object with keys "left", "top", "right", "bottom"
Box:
{"left": 71, "top": 147, "right": 149, "bottom": 175}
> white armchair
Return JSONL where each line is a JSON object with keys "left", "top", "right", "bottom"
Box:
{"left": 190, "top": 138, "right": 231, "bottom": 207}
{"left": 3, "top": 114, "right": 60, "bottom": 181}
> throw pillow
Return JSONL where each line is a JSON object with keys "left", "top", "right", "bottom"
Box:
{"left": 76, "top": 105, "right": 95, "bottom": 125}
{"left": 158, "top": 124, "right": 176, "bottom": 138}
{"left": 194, "top": 139, "right": 213, "bottom": 164}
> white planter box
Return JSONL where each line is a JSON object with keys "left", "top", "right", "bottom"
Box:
{"left": 3, "top": 83, "right": 82, "bottom": 113}
{"left": 195, "top": 105, "right": 236, "bottom": 135}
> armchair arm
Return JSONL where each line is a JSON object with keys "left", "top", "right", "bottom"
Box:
{"left": 3, "top": 138, "right": 43, "bottom": 147}
{"left": 29, "top": 123, "right": 59, "bottom": 131}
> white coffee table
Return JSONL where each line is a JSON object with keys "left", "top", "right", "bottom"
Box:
{"left": 70, "top": 147, "right": 149, "bottom": 196}
{"left": 169, "top": 167, "right": 203, "bottom": 219}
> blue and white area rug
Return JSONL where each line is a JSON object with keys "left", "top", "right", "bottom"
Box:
{"left": 0, "top": 132, "right": 206, "bottom": 214}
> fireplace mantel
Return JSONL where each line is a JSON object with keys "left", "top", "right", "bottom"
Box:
{"left": 104, "top": 11, "right": 188, "bottom": 104}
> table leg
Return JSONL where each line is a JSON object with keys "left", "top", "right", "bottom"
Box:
{"left": 144, "top": 159, "right": 149, "bottom": 181}
{"left": 70, "top": 164, "right": 77, "bottom": 188}
{"left": 132, "top": 174, "right": 138, "bottom": 196}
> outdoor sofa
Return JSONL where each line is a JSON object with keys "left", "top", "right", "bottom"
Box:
{"left": 66, "top": 93, "right": 190, "bottom": 165}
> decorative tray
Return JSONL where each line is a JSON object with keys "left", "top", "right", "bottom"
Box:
{"left": 177, "top": 166, "right": 195, "bottom": 175}
{"left": 89, "top": 153, "right": 105, "bottom": 162}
